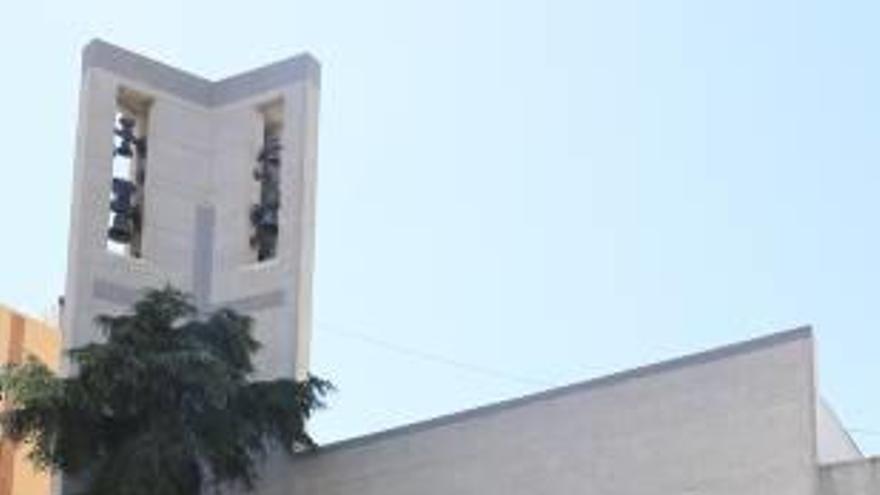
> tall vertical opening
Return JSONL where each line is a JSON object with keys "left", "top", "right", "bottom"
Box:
{"left": 107, "top": 89, "right": 151, "bottom": 258}
{"left": 250, "top": 100, "right": 284, "bottom": 262}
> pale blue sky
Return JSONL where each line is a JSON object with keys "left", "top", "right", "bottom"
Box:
{"left": 2, "top": 0, "right": 880, "bottom": 452}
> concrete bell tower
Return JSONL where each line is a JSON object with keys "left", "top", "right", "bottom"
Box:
{"left": 62, "top": 40, "right": 320, "bottom": 380}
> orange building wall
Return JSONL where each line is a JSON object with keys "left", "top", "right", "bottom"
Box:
{"left": 0, "top": 306, "right": 61, "bottom": 495}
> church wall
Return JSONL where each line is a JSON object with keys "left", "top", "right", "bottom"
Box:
{"left": 820, "top": 458, "right": 880, "bottom": 495}
{"left": 254, "top": 329, "right": 819, "bottom": 495}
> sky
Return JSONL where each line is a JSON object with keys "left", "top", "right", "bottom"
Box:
{"left": 2, "top": 0, "right": 880, "bottom": 453}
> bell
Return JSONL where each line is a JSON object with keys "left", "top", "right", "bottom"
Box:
{"left": 114, "top": 141, "right": 134, "bottom": 158}
{"left": 118, "top": 115, "right": 136, "bottom": 130}
{"left": 250, "top": 200, "right": 279, "bottom": 260}
{"left": 250, "top": 205, "right": 279, "bottom": 235}
{"left": 110, "top": 179, "right": 135, "bottom": 212}
{"left": 110, "top": 197, "right": 131, "bottom": 214}
{"left": 107, "top": 213, "right": 133, "bottom": 243}
{"left": 265, "top": 165, "right": 280, "bottom": 183}
{"left": 261, "top": 187, "right": 281, "bottom": 208}
{"left": 258, "top": 210, "right": 279, "bottom": 234}
{"left": 258, "top": 153, "right": 280, "bottom": 166}
{"left": 114, "top": 117, "right": 146, "bottom": 158}
{"left": 112, "top": 177, "right": 136, "bottom": 194}
{"left": 114, "top": 117, "right": 134, "bottom": 137}
{"left": 252, "top": 228, "right": 278, "bottom": 260}
{"left": 249, "top": 204, "right": 262, "bottom": 225}
{"left": 258, "top": 138, "right": 282, "bottom": 164}
{"left": 259, "top": 244, "right": 276, "bottom": 260}
{"left": 254, "top": 163, "right": 281, "bottom": 182}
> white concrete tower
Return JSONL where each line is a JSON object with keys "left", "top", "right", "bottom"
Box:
{"left": 62, "top": 40, "right": 320, "bottom": 380}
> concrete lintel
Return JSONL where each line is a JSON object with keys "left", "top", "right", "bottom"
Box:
{"left": 83, "top": 39, "right": 213, "bottom": 105}
{"left": 82, "top": 39, "right": 320, "bottom": 107}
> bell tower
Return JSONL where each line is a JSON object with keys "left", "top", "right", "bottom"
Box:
{"left": 62, "top": 40, "right": 321, "bottom": 380}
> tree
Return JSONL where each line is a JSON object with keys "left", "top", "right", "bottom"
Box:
{"left": 0, "top": 286, "right": 332, "bottom": 495}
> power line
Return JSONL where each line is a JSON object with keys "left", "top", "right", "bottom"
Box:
{"left": 316, "top": 322, "right": 880, "bottom": 439}
{"left": 315, "top": 320, "right": 554, "bottom": 388}
{"left": 316, "top": 321, "right": 880, "bottom": 441}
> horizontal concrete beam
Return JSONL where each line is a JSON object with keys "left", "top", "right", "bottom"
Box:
{"left": 82, "top": 39, "right": 320, "bottom": 107}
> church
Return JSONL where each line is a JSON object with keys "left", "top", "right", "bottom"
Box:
{"left": 52, "top": 40, "right": 879, "bottom": 494}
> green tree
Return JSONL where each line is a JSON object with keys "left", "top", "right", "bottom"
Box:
{"left": 0, "top": 286, "right": 332, "bottom": 495}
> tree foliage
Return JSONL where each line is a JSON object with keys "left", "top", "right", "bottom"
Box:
{"left": 0, "top": 286, "right": 332, "bottom": 495}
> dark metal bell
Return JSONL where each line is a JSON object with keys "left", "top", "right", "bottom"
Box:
{"left": 261, "top": 187, "right": 280, "bottom": 208}
{"left": 110, "top": 179, "right": 136, "bottom": 212}
{"left": 112, "top": 178, "right": 136, "bottom": 195}
{"left": 107, "top": 214, "right": 133, "bottom": 243}
{"left": 257, "top": 210, "right": 279, "bottom": 234}
{"left": 114, "top": 142, "right": 134, "bottom": 158}
{"left": 114, "top": 119, "right": 135, "bottom": 139}
{"left": 254, "top": 163, "right": 281, "bottom": 183}
{"left": 258, "top": 138, "right": 282, "bottom": 164}
{"left": 114, "top": 116, "right": 146, "bottom": 158}
{"left": 110, "top": 197, "right": 130, "bottom": 214}
{"left": 118, "top": 116, "right": 136, "bottom": 129}
{"left": 250, "top": 205, "right": 278, "bottom": 234}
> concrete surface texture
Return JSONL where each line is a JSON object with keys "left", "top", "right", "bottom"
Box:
{"left": 821, "top": 458, "right": 880, "bottom": 495}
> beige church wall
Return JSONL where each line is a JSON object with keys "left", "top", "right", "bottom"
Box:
{"left": 252, "top": 329, "right": 819, "bottom": 495}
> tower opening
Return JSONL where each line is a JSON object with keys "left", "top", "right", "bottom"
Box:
{"left": 107, "top": 89, "right": 151, "bottom": 258}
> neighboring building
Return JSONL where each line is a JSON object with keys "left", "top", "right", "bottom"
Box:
{"left": 0, "top": 306, "right": 60, "bottom": 495}
{"left": 59, "top": 41, "right": 880, "bottom": 495}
